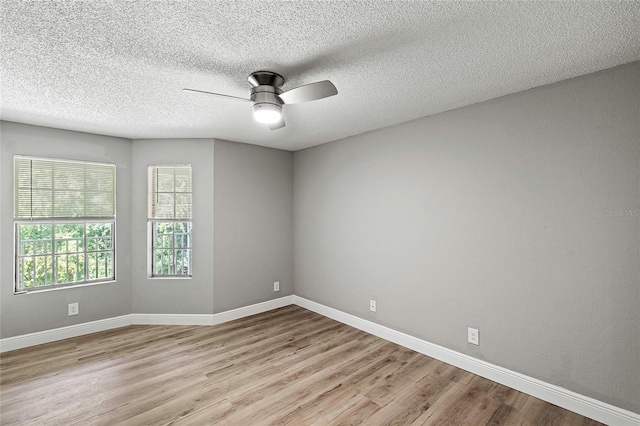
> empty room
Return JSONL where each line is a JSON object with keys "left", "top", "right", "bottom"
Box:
{"left": 0, "top": 1, "right": 638, "bottom": 425}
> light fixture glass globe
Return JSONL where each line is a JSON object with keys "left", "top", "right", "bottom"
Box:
{"left": 252, "top": 103, "right": 282, "bottom": 124}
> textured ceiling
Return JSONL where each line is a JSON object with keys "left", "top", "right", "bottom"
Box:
{"left": 1, "top": 1, "right": 639, "bottom": 151}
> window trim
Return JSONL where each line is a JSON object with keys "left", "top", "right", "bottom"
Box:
{"left": 13, "top": 155, "right": 117, "bottom": 294}
{"left": 14, "top": 219, "right": 116, "bottom": 294}
{"left": 147, "top": 164, "right": 193, "bottom": 279}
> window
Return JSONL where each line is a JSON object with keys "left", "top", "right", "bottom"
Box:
{"left": 148, "top": 165, "right": 192, "bottom": 277}
{"left": 14, "top": 156, "right": 116, "bottom": 292}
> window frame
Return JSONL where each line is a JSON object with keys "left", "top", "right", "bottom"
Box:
{"left": 12, "top": 154, "right": 117, "bottom": 294}
{"left": 147, "top": 164, "right": 193, "bottom": 279}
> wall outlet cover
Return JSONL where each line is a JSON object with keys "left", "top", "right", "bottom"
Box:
{"left": 273, "top": 281, "right": 280, "bottom": 292}
{"left": 68, "top": 303, "right": 79, "bottom": 316}
{"left": 369, "top": 300, "right": 377, "bottom": 312}
{"left": 468, "top": 327, "right": 479, "bottom": 345}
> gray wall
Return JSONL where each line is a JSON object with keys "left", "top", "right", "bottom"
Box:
{"left": 293, "top": 63, "right": 640, "bottom": 412}
{"left": 214, "top": 139, "right": 293, "bottom": 312}
{"left": 1, "top": 129, "right": 293, "bottom": 329}
{"left": 131, "top": 139, "right": 215, "bottom": 314}
{"left": 0, "top": 122, "right": 132, "bottom": 338}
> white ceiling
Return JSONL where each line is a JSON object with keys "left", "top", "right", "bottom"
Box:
{"left": 1, "top": 1, "right": 639, "bottom": 151}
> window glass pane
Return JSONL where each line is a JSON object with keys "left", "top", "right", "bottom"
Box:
{"left": 175, "top": 249, "right": 191, "bottom": 275}
{"left": 155, "top": 249, "right": 174, "bottom": 275}
{"left": 87, "top": 223, "right": 113, "bottom": 251}
{"left": 87, "top": 250, "right": 112, "bottom": 280}
{"left": 88, "top": 237, "right": 111, "bottom": 251}
{"left": 56, "top": 253, "right": 85, "bottom": 284}
{"left": 87, "top": 253, "right": 96, "bottom": 280}
{"left": 20, "top": 257, "right": 33, "bottom": 288}
{"left": 76, "top": 254, "right": 86, "bottom": 282}
{"left": 93, "top": 251, "right": 112, "bottom": 280}
{"left": 16, "top": 221, "right": 114, "bottom": 292}
{"left": 87, "top": 223, "right": 112, "bottom": 237}
{"left": 19, "top": 224, "right": 52, "bottom": 255}
{"left": 159, "top": 222, "right": 173, "bottom": 234}
{"left": 34, "top": 255, "right": 53, "bottom": 287}
{"left": 55, "top": 224, "right": 84, "bottom": 253}
{"left": 151, "top": 220, "right": 192, "bottom": 277}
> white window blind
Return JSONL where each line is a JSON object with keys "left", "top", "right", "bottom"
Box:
{"left": 148, "top": 166, "right": 192, "bottom": 220}
{"left": 14, "top": 156, "right": 116, "bottom": 219}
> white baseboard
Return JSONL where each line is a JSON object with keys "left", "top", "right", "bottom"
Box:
{"left": 129, "top": 296, "right": 295, "bottom": 326}
{"left": 0, "top": 315, "right": 131, "bottom": 353}
{"left": 293, "top": 296, "right": 640, "bottom": 426}
{"left": 130, "top": 313, "right": 214, "bottom": 326}
{"left": 0, "top": 296, "right": 294, "bottom": 352}
{"left": 210, "top": 295, "right": 295, "bottom": 325}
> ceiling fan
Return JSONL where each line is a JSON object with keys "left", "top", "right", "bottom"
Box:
{"left": 183, "top": 71, "right": 338, "bottom": 130}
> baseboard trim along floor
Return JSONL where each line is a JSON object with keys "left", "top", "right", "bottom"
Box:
{"left": 0, "top": 295, "right": 295, "bottom": 352}
{"left": 0, "top": 294, "right": 637, "bottom": 425}
{"left": 129, "top": 296, "right": 296, "bottom": 326}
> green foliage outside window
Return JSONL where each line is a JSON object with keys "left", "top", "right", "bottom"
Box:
{"left": 153, "top": 221, "right": 192, "bottom": 276}
{"left": 17, "top": 222, "right": 114, "bottom": 289}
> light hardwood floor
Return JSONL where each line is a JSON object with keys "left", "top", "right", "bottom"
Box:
{"left": 0, "top": 305, "right": 603, "bottom": 425}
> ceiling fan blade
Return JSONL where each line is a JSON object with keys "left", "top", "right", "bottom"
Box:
{"left": 279, "top": 80, "right": 337, "bottom": 104}
{"left": 268, "top": 117, "right": 286, "bottom": 130}
{"left": 182, "top": 88, "right": 251, "bottom": 102}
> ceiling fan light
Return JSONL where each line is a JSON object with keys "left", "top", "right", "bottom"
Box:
{"left": 252, "top": 103, "right": 282, "bottom": 124}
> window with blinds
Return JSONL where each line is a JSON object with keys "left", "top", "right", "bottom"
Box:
{"left": 13, "top": 156, "right": 116, "bottom": 293}
{"left": 148, "top": 166, "right": 192, "bottom": 220}
{"left": 148, "top": 165, "right": 193, "bottom": 278}
{"left": 14, "top": 156, "right": 116, "bottom": 219}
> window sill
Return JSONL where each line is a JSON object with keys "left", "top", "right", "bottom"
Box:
{"left": 14, "top": 279, "right": 117, "bottom": 295}
{"left": 147, "top": 276, "right": 193, "bottom": 280}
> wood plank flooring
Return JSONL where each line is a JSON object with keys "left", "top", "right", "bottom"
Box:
{"left": 0, "top": 305, "right": 603, "bottom": 425}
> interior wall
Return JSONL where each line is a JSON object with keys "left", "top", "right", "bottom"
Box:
{"left": 214, "top": 139, "right": 293, "bottom": 312}
{"left": 131, "top": 139, "right": 215, "bottom": 314}
{"left": 0, "top": 130, "right": 294, "bottom": 324}
{"left": 293, "top": 62, "right": 640, "bottom": 412}
{"left": 0, "top": 121, "right": 133, "bottom": 338}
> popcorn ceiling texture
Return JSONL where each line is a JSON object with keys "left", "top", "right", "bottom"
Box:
{"left": 1, "top": 1, "right": 639, "bottom": 150}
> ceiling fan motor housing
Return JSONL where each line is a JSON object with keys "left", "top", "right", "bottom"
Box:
{"left": 249, "top": 71, "right": 284, "bottom": 122}
{"left": 251, "top": 85, "right": 282, "bottom": 107}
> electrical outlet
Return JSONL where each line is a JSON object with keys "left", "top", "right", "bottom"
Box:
{"left": 468, "top": 327, "right": 479, "bottom": 345}
{"left": 68, "top": 303, "right": 79, "bottom": 316}
{"left": 273, "top": 281, "right": 280, "bottom": 292}
{"left": 369, "top": 300, "right": 377, "bottom": 312}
